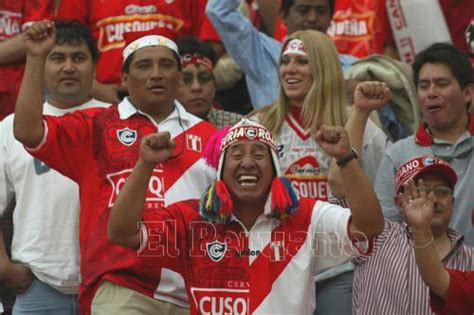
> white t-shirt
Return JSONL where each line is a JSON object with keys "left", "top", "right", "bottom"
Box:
{"left": 0, "top": 99, "right": 110, "bottom": 294}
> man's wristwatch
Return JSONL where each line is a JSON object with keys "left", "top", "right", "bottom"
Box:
{"left": 336, "top": 148, "right": 358, "bottom": 167}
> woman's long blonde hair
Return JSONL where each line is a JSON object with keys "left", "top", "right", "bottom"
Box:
{"left": 257, "top": 30, "right": 347, "bottom": 135}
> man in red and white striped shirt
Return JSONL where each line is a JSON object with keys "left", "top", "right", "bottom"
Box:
{"left": 13, "top": 23, "right": 217, "bottom": 314}
{"left": 352, "top": 155, "right": 473, "bottom": 314}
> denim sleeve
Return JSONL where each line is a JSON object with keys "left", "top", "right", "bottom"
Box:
{"left": 206, "top": 0, "right": 281, "bottom": 108}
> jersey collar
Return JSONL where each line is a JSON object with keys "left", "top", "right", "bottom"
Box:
{"left": 415, "top": 114, "right": 474, "bottom": 146}
{"left": 117, "top": 97, "right": 192, "bottom": 123}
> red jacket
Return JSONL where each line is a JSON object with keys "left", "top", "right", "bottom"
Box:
{"left": 430, "top": 269, "right": 474, "bottom": 315}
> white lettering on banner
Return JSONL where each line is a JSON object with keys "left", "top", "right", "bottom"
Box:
{"left": 386, "top": 0, "right": 407, "bottom": 30}
{"left": 105, "top": 20, "right": 167, "bottom": 43}
{"left": 97, "top": 15, "right": 184, "bottom": 52}
{"left": 0, "top": 11, "right": 22, "bottom": 38}
{"left": 191, "top": 288, "right": 249, "bottom": 315}
{"left": 387, "top": 0, "right": 451, "bottom": 64}
{"left": 330, "top": 19, "right": 368, "bottom": 36}
{"left": 327, "top": 11, "right": 373, "bottom": 41}
{"left": 107, "top": 169, "right": 165, "bottom": 207}
{"left": 398, "top": 37, "right": 415, "bottom": 64}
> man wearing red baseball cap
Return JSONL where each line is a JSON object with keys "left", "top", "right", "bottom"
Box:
{"left": 352, "top": 155, "right": 473, "bottom": 314}
{"left": 13, "top": 21, "right": 216, "bottom": 314}
{"left": 400, "top": 159, "right": 474, "bottom": 315}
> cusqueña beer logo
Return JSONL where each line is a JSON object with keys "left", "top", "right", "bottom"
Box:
{"left": 190, "top": 287, "right": 249, "bottom": 315}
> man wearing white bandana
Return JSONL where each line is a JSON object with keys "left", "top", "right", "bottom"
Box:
{"left": 13, "top": 21, "right": 216, "bottom": 315}
{"left": 108, "top": 118, "right": 385, "bottom": 314}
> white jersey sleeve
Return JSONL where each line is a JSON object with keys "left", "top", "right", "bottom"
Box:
{"left": 0, "top": 116, "right": 15, "bottom": 217}
{"left": 311, "top": 201, "right": 358, "bottom": 274}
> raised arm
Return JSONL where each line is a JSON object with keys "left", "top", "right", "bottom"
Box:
{"left": 316, "top": 126, "right": 384, "bottom": 240}
{"left": 0, "top": 35, "right": 26, "bottom": 64}
{"left": 108, "top": 132, "right": 176, "bottom": 249}
{"left": 329, "top": 81, "right": 391, "bottom": 199}
{"left": 255, "top": 0, "right": 279, "bottom": 37}
{"left": 205, "top": 0, "right": 280, "bottom": 84}
{"left": 13, "top": 20, "right": 56, "bottom": 147}
{"left": 398, "top": 179, "right": 450, "bottom": 299}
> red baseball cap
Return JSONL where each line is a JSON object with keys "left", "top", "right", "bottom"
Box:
{"left": 395, "top": 155, "right": 457, "bottom": 193}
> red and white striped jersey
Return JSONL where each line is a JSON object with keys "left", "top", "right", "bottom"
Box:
{"left": 26, "top": 99, "right": 217, "bottom": 314}
{"left": 56, "top": 0, "right": 220, "bottom": 86}
{"left": 140, "top": 198, "right": 364, "bottom": 315}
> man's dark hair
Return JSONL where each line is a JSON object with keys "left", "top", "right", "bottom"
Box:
{"left": 280, "top": 0, "right": 335, "bottom": 18}
{"left": 412, "top": 43, "right": 474, "bottom": 88}
{"left": 121, "top": 47, "right": 182, "bottom": 74}
{"left": 55, "top": 20, "right": 98, "bottom": 63}
{"left": 176, "top": 36, "right": 217, "bottom": 65}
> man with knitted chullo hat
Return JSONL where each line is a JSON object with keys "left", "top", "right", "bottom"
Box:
{"left": 108, "top": 118, "right": 385, "bottom": 314}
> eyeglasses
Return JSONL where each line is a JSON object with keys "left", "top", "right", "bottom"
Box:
{"left": 418, "top": 186, "right": 453, "bottom": 199}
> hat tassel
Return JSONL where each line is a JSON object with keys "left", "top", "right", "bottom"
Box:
{"left": 266, "top": 176, "right": 299, "bottom": 219}
{"left": 200, "top": 180, "right": 234, "bottom": 223}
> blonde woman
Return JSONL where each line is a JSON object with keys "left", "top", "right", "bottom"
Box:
{"left": 254, "top": 30, "right": 389, "bottom": 202}
{"left": 251, "top": 29, "right": 391, "bottom": 314}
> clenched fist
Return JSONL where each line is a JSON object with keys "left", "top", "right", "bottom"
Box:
{"left": 315, "top": 125, "right": 351, "bottom": 160}
{"left": 139, "top": 132, "right": 177, "bottom": 165}
{"left": 23, "top": 20, "right": 56, "bottom": 58}
{"left": 354, "top": 81, "right": 391, "bottom": 111}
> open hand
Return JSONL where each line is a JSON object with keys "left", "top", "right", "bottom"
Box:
{"left": 397, "top": 179, "right": 436, "bottom": 229}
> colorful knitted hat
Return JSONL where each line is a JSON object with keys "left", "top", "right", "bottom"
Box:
{"left": 201, "top": 119, "right": 299, "bottom": 223}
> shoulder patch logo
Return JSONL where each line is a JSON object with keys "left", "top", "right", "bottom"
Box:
{"left": 117, "top": 128, "right": 137, "bottom": 146}
{"left": 206, "top": 240, "right": 227, "bottom": 262}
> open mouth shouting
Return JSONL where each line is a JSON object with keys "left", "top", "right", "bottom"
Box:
{"left": 238, "top": 174, "right": 259, "bottom": 187}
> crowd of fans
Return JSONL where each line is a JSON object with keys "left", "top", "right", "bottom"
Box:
{"left": 0, "top": 0, "right": 473, "bottom": 314}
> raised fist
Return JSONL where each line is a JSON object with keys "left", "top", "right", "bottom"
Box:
{"left": 315, "top": 125, "right": 351, "bottom": 160}
{"left": 23, "top": 20, "right": 56, "bottom": 58}
{"left": 140, "top": 132, "right": 177, "bottom": 165}
{"left": 353, "top": 81, "right": 391, "bottom": 112}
